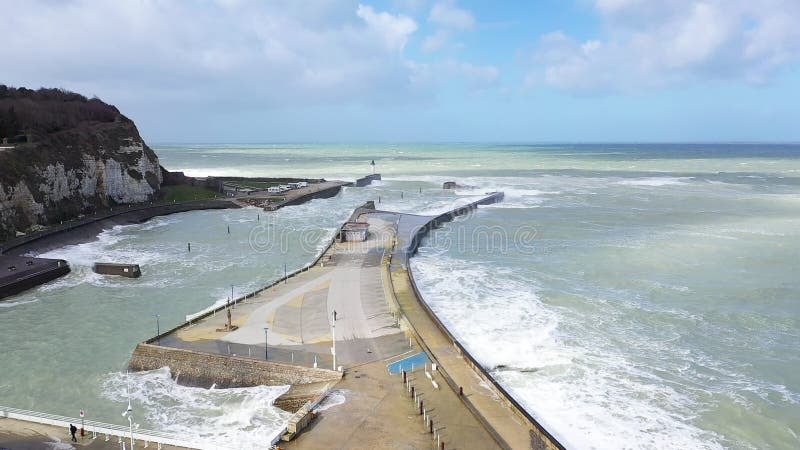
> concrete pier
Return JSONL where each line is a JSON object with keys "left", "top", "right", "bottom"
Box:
{"left": 0, "top": 256, "right": 70, "bottom": 300}
{"left": 126, "top": 192, "right": 564, "bottom": 449}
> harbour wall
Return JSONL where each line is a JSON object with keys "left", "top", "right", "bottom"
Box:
{"left": 279, "top": 183, "right": 347, "bottom": 207}
{"left": 396, "top": 191, "right": 566, "bottom": 450}
{"left": 354, "top": 173, "right": 381, "bottom": 187}
{"left": 401, "top": 191, "right": 505, "bottom": 261}
{"left": 128, "top": 343, "right": 341, "bottom": 412}
{"left": 0, "top": 256, "right": 70, "bottom": 300}
{"left": 0, "top": 199, "right": 240, "bottom": 255}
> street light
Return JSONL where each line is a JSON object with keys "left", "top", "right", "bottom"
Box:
{"left": 155, "top": 314, "right": 160, "bottom": 345}
{"left": 121, "top": 372, "right": 135, "bottom": 448}
{"left": 264, "top": 327, "right": 269, "bottom": 361}
{"left": 123, "top": 401, "right": 134, "bottom": 448}
{"left": 331, "top": 311, "right": 336, "bottom": 371}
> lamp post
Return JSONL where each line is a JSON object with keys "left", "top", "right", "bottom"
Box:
{"left": 155, "top": 314, "right": 160, "bottom": 345}
{"left": 124, "top": 401, "right": 134, "bottom": 448}
{"left": 122, "top": 372, "right": 135, "bottom": 448}
{"left": 284, "top": 263, "right": 287, "bottom": 284}
{"left": 331, "top": 311, "right": 336, "bottom": 371}
{"left": 264, "top": 327, "right": 269, "bottom": 361}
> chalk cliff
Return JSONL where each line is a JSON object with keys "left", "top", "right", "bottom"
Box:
{"left": 0, "top": 85, "right": 162, "bottom": 241}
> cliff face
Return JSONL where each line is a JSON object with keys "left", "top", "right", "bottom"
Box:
{"left": 0, "top": 86, "right": 162, "bottom": 241}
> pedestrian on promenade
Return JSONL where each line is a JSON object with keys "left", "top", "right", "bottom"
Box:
{"left": 333, "top": 310, "right": 337, "bottom": 321}
{"left": 69, "top": 423, "right": 78, "bottom": 442}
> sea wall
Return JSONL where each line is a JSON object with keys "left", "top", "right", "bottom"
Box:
{"left": 354, "top": 173, "right": 381, "bottom": 187}
{"left": 397, "top": 191, "right": 565, "bottom": 450}
{"left": 403, "top": 191, "right": 505, "bottom": 260}
{"left": 280, "top": 183, "right": 344, "bottom": 207}
{"left": 0, "top": 199, "right": 239, "bottom": 255}
{"left": 128, "top": 343, "right": 341, "bottom": 391}
{"left": 0, "top": 256, "right": 70, "bottom": 300}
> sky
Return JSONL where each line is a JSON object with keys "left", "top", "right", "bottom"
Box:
{"left": 2, "top": 0, "right": 800, "bottom": 143}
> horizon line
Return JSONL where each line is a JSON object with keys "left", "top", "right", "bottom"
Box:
{"left": 148, "top": 141, "right": 800, "bottom": 146}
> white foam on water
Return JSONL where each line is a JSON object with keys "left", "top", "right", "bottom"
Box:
{"left": 102, "top": 368, "right": 291, "bottom": 448}
{"left": 0, "top": 298, "right": 39, "bottom": 308}
{"left": 43, "top": 437, "right": 74, "bottom": 450}
{"left": 615, "top": 177, "right": 692, "bottom": 187}
{"left": 313, "top": 389, "right": 348, "bottom": 413}
{"left": 410, "top": 251, "right": 726, "bottom": 450}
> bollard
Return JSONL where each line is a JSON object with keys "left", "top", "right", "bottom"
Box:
{"left": 411, "top": 386, "right": 415, "bottom": 398}
{"left": 419, "top": 400, "right": 423, "bottom": 415}
{"left": 429, "top": 418, "right": 433, "bottom": 434}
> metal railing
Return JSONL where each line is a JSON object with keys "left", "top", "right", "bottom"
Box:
{"left": 0, "top": 405, "right": 284, "bottom": 449}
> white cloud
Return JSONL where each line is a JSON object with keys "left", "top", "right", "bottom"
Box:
{"left": 429, "top": 0, "right": 475, "bottom": 30}
{"left": 422, "top": 29, "right": 451, "bottom": 53}
{"left": 406, "top": 60, "right": 500, "bottom": 91}
{"left": 356, "top": 4, "right": 418, "bottom": 52}
{"left": 526, "top": 0, "right": 800, "bottom": 92}
{"left": 422, "top": 0, "right": 475, "bottom": 53}
{"left": 1, "top": 0, "right": 425, "bottom": 107}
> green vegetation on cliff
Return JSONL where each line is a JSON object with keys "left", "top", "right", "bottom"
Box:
{"left": 0, "top": 85, "right": 163, "bottom": 241}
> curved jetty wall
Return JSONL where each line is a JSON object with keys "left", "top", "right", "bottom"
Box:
{"left": 402, "top": 191, "right": 505, "bottom": 260}
{"left": 129, "top": 343, "right": 341, "bottom": 390}
{"left": 400, "top": 192, "right": 566, "bottom": 450}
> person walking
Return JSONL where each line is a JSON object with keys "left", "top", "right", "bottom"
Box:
{"left": 69, "top": 423, "right": 78, "bottom": 442}
{"left": 333, "top": 309, "right": 337, "bottom": 321}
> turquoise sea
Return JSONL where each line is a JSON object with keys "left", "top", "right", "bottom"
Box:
{"left": 1, "top": 143, "right": 798, "bottom": 449}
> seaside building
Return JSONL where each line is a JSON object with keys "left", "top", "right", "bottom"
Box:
{"left": 339, "top": 222, "right": 369, "bottom": 242}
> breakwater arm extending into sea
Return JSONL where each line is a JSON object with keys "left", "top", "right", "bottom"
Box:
{"left": 383, "top": 192, "right": 565, "bottom": 450}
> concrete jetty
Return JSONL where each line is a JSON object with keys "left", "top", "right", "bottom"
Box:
{"left": 128, "top": 192, "right": 565, "bottom": 449}
{"left": 0, "top": 255, "right": 70, "bottom": 300}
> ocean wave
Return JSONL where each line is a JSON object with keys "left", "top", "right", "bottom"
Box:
{"left": 313, "top": 389, "right": 348, "bottom": 413}
{"left": 615, "top": 177, "right": 692, "bottom": 187}
{"left": 410, "top": 251, "right": 726, "bottom": 450}
{"left": 101, "top": 368, "right": 291, "bottom": 448}
{"left": 0, "top": 298, "right": 40, "bottom": 308}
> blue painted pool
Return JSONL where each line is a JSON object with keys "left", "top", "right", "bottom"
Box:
{"left": 387, "top": 352, "right": 429, "bottom": 374}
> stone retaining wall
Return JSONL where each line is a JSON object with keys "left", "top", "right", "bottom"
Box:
{"left": 128, "top": 343, "right": 341, "bottom": 391}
